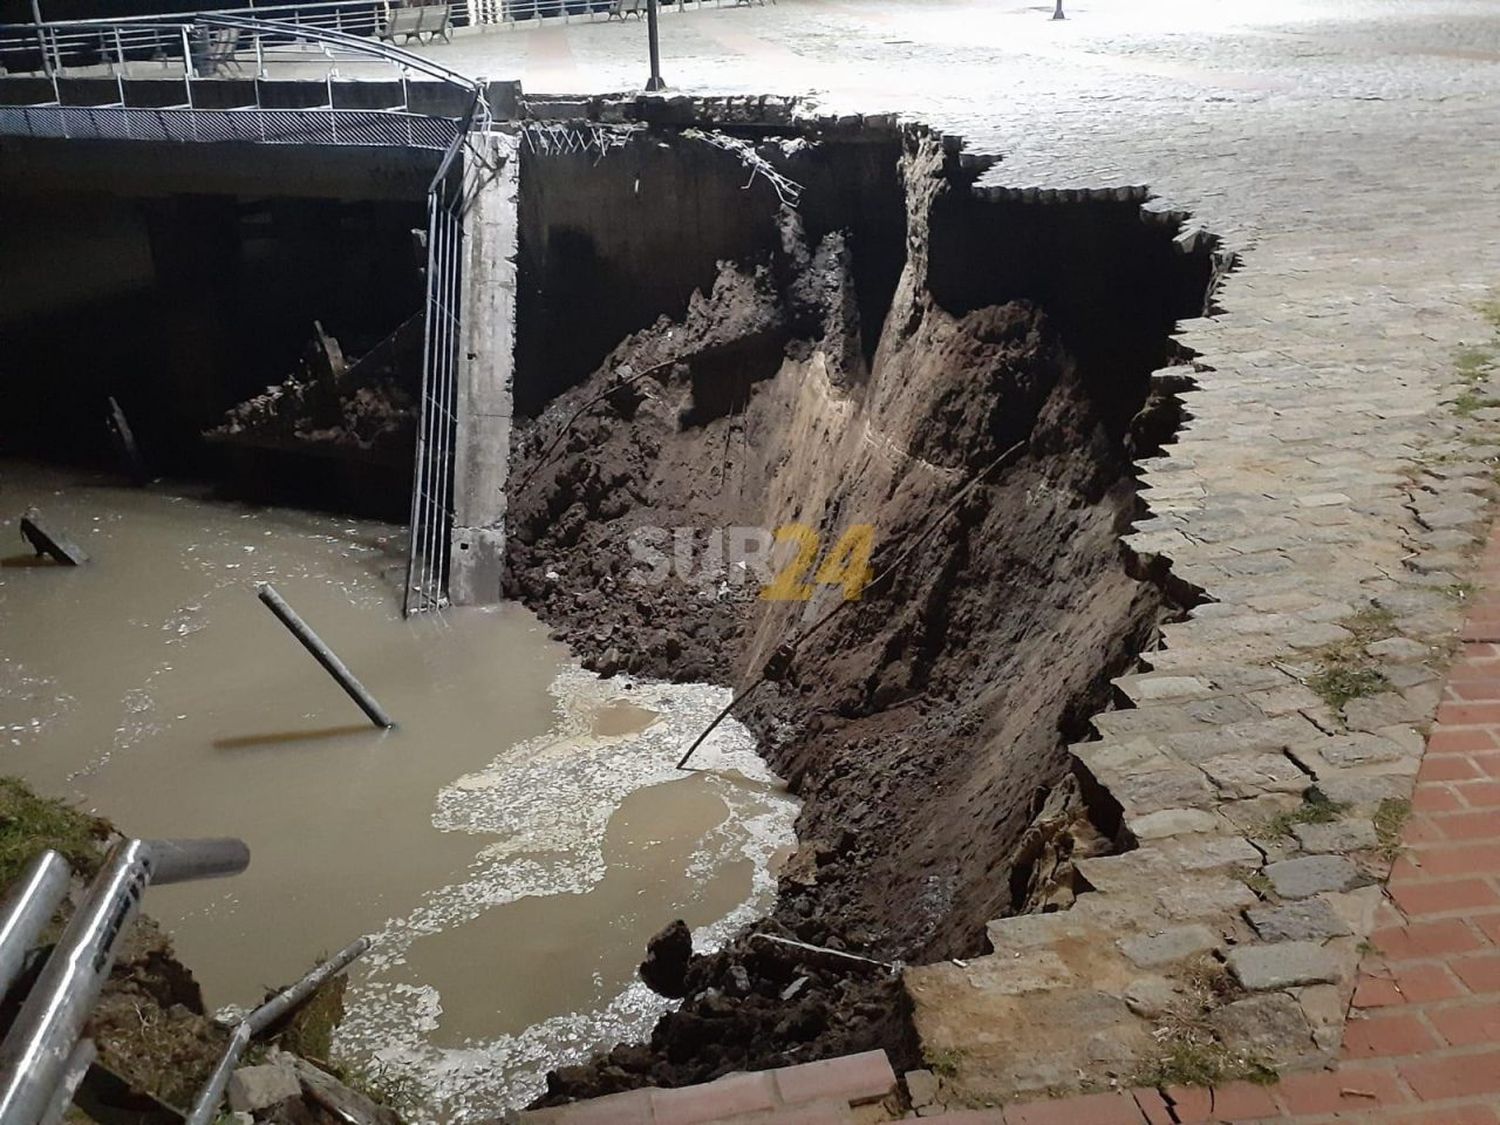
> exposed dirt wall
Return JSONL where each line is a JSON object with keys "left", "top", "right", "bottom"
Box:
{"left": 506, "top": 127, "right": 1210, "bottom": 1096}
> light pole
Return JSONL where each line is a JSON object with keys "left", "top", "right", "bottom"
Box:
{"left": 645, "top": 0, "right": 666, "bottom": 90}
{"left": 1052, "top": 0, "right": 1064, "bottom": 19}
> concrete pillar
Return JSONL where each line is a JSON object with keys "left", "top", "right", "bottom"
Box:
{"left": 448, "top": 132, "right": 519, "bottom": 605}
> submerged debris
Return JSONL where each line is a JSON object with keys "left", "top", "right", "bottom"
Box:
{"left": 205, "top": 316, "right": 421, "bottom": 462}
{"left": 19, "top": 509, "right": 89, "bottom": 566}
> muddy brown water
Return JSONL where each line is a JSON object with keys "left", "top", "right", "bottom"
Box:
{"left": 0, "top": 460, "right": 796, "bottom": 1118}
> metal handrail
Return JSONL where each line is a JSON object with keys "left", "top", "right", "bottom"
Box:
{"left": 0, "top": 838, "right": 251, "bottom": 1125}
{"left": 0, "top": 7, "right": 489, "bottom": 144}
{"left": 2, "top": 2, "right": 399, "bottom": 32}
{"left": 0, "top": 14, "right": 483, "bottom": 90}
{"left": 198, "top": 13, "right": 485, "bottom": 94}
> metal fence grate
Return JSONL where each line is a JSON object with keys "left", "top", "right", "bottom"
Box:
{"left": 404, "top": 177, "right": 465, "bottom": 616}
{"left": 0, "top": 104, "right": 461, "bottom": 148}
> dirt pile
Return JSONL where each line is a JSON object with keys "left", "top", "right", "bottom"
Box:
{"left": 508, "top": 128, "right": 1206, "bottom": 1098}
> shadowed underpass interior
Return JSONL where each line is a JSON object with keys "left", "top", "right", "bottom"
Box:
{"left": 0, "top": 140, "right": 431, "bottom": 515}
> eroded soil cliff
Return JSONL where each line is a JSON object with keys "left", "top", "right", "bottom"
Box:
{"left": 507, "top": 128, "right": 1206, "bottom": 1097}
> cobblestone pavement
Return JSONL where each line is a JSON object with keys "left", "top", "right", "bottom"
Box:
{"left": 416, "top": 0, "right": 1500, "bottom": 1116}
{"left": 898, "top": 537, "right": 1500, "bottom": 1121}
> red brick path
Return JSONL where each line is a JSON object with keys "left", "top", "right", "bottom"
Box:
{"left": 959, "top": 531, "right": 1500, "bottom": 1123}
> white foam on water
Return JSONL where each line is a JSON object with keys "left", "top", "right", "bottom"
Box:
{"left": 336, "top": 664, "right": 799, "bottom": 1121}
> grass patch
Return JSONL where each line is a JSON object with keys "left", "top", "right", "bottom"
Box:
{"left": 1452, "top": 388, "right": 1500, "bottom": 418}
{"left": 1307, "top": 666, "right": 1390, "bottom": 710}
{"left": 1241, "top": 872, "right": 1274, "bottom": 898}
{"left": 924, "top": 1047, "right": 965, "bottom": 1079}
{"left": 1478, "top": 297, "right": 1500, "bottom": 330}
{"left": 1374, "top": 797, "right": 1412, "bottom": 862}
{"left": 1455, "top": 347, "right": 1496, "bottom": 378}
{"left": 276, "top": 975, "right": 346, "bottom": 1062}
{"left": 1343, "top": 605, "right": 1397, "bottom": 643}
{"left": 1304, "top": 607, "right": 1398, "bottom": 714}
{"left": 324, "top": 1058, "right": 421, "bottom": 1115}
{"left": 0, "top": 775, "right": 109, "bottom": 888}
{"left": 1131, "top": 1032, "right": 1279, "bottom": 1090}
{"left": 1129, "top": 957, "right": 1269, "bottom": 1090}
{"left": 1260, "top": 789, "right": 1351, "bottom": 839}
{"left": 1180, "top": 954, "right": 1243, "bottom": 1006}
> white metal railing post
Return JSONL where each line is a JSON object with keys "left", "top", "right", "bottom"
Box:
{"left": 113, "top": 28, "right": 125, "bottom": 101}
{"left": 180, "top": 24, "right": 196, "bottom": 103}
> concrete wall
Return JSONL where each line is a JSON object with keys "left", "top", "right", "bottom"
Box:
{"left": 449, "top": 133, "right": 519, "bottom": 606}
{"left": 512, "top": 132, "right": 785, "bottom": 416}
{"left": 1, "top": 158, "right": 425, "bottom": 469}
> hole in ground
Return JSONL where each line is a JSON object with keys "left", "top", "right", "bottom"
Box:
{"left": 505, "top": 121, "right": 1217, "bottom": 1100}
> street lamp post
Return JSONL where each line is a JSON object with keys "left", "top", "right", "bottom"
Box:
{"left": 645, "top": 0, "right": 666, "bottom": 90}
{"left": 1052, "top": 0, "right": 1064, "bottom": 19}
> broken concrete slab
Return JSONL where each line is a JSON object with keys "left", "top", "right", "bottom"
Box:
{"left": 19, "top": 513, "right": 88, "bottom": 565}
{"left": 1291, "top": 818, "right": 1379, "bottom": 853}
{"left": 227, "top": 1063, "right": 301, "bottom": 1113}
{"left": 1246, "top": 897, "right": 1352, "bottom": 942}
{"left": 904, "top": 1068, "right": 938, "bottom": 1109}
{"left": 1264, "top": 855, "right": 1361, "bottom": 898}
{"left": 1117, "top": 924, "right": 1220, "bottom": 968}
{"left": 1208, "top": 992, "right": 1317, "bottom": 1064}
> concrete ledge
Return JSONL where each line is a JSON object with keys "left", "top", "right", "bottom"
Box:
{"left": 514, "top": 1050, "right": 895, "bottom": 1124}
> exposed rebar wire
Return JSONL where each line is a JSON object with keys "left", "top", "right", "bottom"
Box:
{"left": 517, "top": 121, "right": 640, "bottom": 163}
{"left": 682, "top": 128, "right": 803, "bottom": 208}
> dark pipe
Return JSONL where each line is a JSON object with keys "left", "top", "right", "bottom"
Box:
{"left": 256, "top": 584, "right": 395, "bottom": 730}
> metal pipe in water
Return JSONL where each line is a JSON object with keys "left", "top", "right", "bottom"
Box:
{"left": 256, "top": 584, "right": 395, "bottom": 729}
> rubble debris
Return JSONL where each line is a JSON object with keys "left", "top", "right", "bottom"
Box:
{"left": 288, "top": 1054, "right": 401, "bottom": 1125}
{"left": 638, "top": 918, "right": 693, "bottom": 998}
{"left": 205, "top": 316, "right": 421, "bottom": 464}
{"left": 19, "top": 510, "right": 88, "bottom": 565}
{"left": 227, "top": 1064, "right": 301, "bottom": 1114}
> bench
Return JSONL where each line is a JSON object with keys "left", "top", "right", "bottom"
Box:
{"left": 379, "top": 4, "right": 453, "bottom": 44}
{"left": 609, "top": 0, "right": 645, "bottom": 19}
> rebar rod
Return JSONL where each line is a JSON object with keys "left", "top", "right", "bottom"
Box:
{"left": 403, "top": 190, "right": 441, "bottom": 617}
{"left": 256, "top": 584, "right": 394, "bottom": 728}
